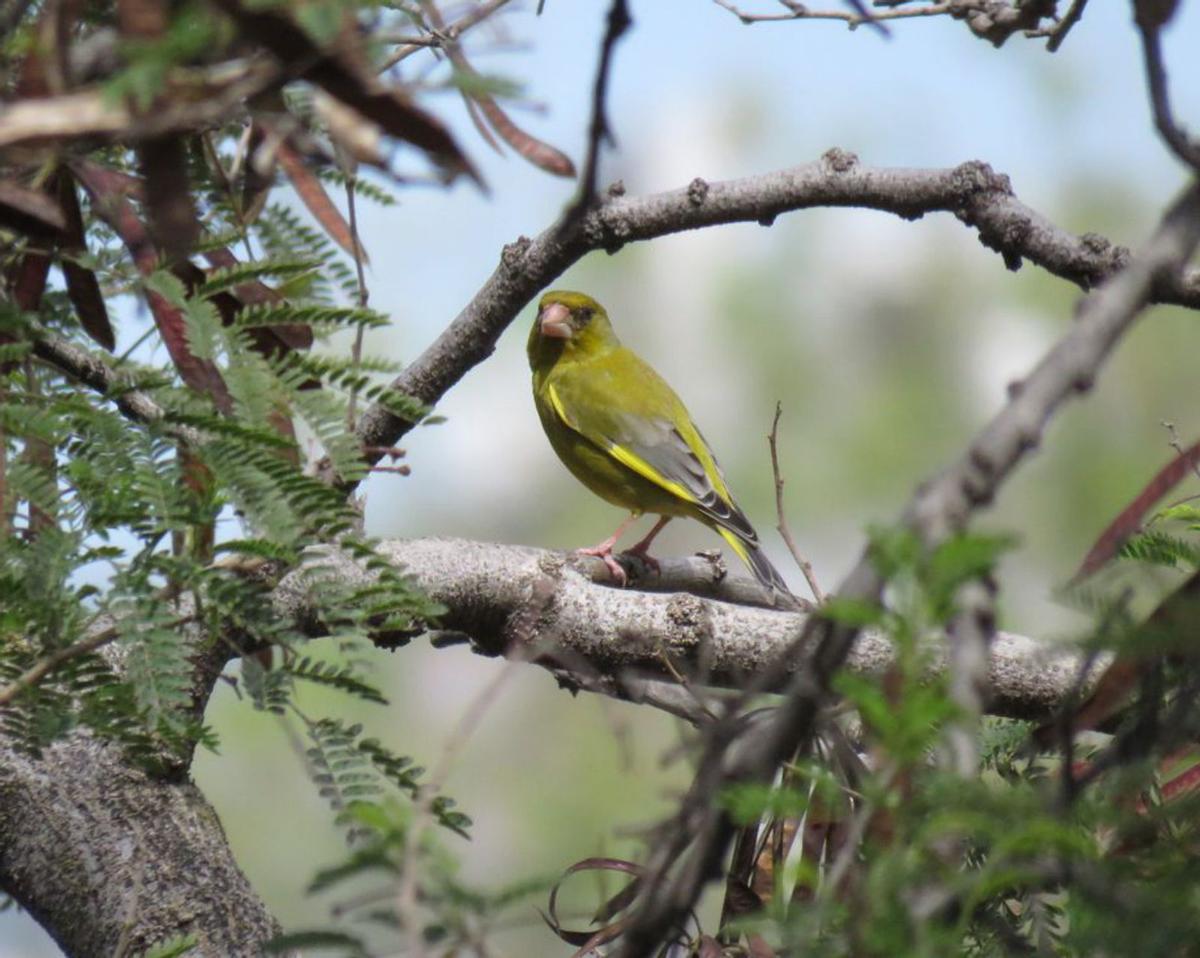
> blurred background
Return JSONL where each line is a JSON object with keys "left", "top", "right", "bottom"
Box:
{"left": 6, "top": 1, "right": 1200, "bottom": 954}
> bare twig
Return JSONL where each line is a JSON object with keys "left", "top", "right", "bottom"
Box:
{"left": 0, "top": 625, "right": 119, "bottom": 707}
{"left": 344, "top": 177, "right": 370, "bottom": 432}
{"left": 569, "top": 0, "right": 632, "bottom": 215}
{"left": 1041, "top": 0, "right": 1090, "bottom": 52}
{"left": 1135, "top": 4, "right": 1200, "bottom": 172}
{"left": 380, "top": 0, "right": 513, "bottom": 71}
{"left": 1161, "top": 419, "right": 1200, "bottom": 483}
{"left": 339, "top": 155, "right": 1200, "bottom": 490}
{"left": 713, "top": 0, "right": 951, "bottom": 27}
{"left": 768, "top": 402, "right": 823, "bottom": 604}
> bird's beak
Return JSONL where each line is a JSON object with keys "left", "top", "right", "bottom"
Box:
{"left": 538, "top": 302, "right": 572, "bottom": 339}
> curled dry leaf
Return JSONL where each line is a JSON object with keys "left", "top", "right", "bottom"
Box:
{"left": 542, "top": 857, "right": 643, "bottom": 951}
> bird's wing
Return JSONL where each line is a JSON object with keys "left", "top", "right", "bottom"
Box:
{"left": 545, "top": 358, "right": 761, "bottom": 544}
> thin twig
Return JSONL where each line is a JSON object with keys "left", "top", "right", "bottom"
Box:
{"left": 568, "top": 0, "right": 632, "bottom": 217}
{"left": 379, "top": 0, "right": 513, "bottom": 72}
{"left": 0, "top": 625, "right": 118, "bottom": 706}
{"left": 768, "top": 402, "right": 823, "bottom": 604}
{"left": 1161, "top": 420, "right": 1200, "bottom": 483}
{"left": 713, "top": 0, "right": 953, "bottom": 27}
{"left": 1136, "top": 10, "right": 1200, "bottom": 173}
{"left": 1042, "top": 0, "right": 1089, "bottom": 52}
{"left": 344, "top": 178, "right": 370, "bottom": 432}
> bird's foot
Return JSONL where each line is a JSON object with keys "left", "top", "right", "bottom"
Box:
{"left": 620, "top": 543, "right": 661, "bottom": 576}
{"left": 576, "top": 541, "right": 628, "bottom": 586}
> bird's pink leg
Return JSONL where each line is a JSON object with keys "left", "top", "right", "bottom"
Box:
{"left": 577, "top": 513, "right": 640, "bottom": 584}
{"left": 622, "top": 516, "right": 671, "bottom": 574}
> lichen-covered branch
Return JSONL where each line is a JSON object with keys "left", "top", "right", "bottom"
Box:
{"left": 270, "top": 537, "right": 1087, "bottom": 722}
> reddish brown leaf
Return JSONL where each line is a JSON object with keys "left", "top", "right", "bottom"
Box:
{"left": 469, "top": 90, "right": 576, "bottom": 178}
{"left": 203, "top": 247, "right": 312, "bottom": 351}
{"left": 56, "top": 171, "right": 115, "bottom": 351}
{"left": 6, "top": 252, "right": 51, "bottom": 312}
{"left": 0, "top": 180, "right": 67, "bottom": 240}
{"left": 208, "top": 0, "right": 479, "bottom": 184}
{"left": 1073, "top": 439, "right": 1200, "bottom": 582}
{"left": 73, "top": 162, "right": 233, "bottom": 412}
{"left": 72, "top": 162, "right": 145, "bottom": 201}
{"left": 747, "top": 934, "right": 778, "bottom": 958}
{"left": 275, "top": 137, "right": 364, "bottom": 262}
{"left": 116, "top": 0, "right": 167, "bottom": 37}
{"left": 697, "top": 935, "right": 724, "bottom": 958}
{"left": 460, "top": 91, "right": 503, "bottom": 156}
{"left": 139, "top": 136, "right": 200, "bottom": 263}
{"left": 1161, "top": 766, "right": 1200, "bottom": 804}
{"left": 1037, "top": 571, "right": 1200, "bottom": 746}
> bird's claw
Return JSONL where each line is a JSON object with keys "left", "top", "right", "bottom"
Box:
{"left": 577, "top": 544, "right": 628, "bottom": 586}
{"left": 621, "top": 546, "right": 661, "bottom": 576}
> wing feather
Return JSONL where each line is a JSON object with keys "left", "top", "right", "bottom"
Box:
{"left": 546, "top": 381, "right": 760, "bottom": 543}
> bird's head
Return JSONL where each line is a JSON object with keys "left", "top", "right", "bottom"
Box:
{"left": 528, "top": 290, "right": 618, "bottom": 368}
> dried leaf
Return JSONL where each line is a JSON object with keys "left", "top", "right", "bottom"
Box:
{"left": 203, "top": 247, "right": 312, "bottom": 350}
{"left": 275, "top": 137, "right": 365, "bottom": 263}
{"left": 0, "top": 180, "right": 67, "bottom": 239}
{"left": 56, "top": 171, "right": 115, "bottom": 351}
{"left": 1073, "top": 439, "right": 1200, "bottom": 581}
{"left": 139, "top": 135, "right": 200, "bottom": 262}
{"left": 468, "top": 89, "right": 576, "bottom": 178}
{"left": 116, "top": 0, "right": 167, "bottom": 37}
{"left": 208, "top": 0, "right": 479, "bottom": 183}
{"left": 73, "top": 161, "right": 232, "bottom": 411}
{"left": 543, "top": 858, "right": 642, "bottom": 950}
{"left": 6, "top": 251, "right": 52, "bottom": 312}
{"left": 697, "top": 935, "right": 724, "bottom": 958}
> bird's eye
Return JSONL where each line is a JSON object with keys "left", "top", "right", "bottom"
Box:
{"left": 577, "top": 307, "right": 593, "bottom": 325}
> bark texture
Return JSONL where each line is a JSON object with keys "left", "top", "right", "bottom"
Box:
{"left": 0, "top": 733, "right": 280, "bottom": 958}
{"left": 273, "top": 537, "right": 1089, "bottom": 721}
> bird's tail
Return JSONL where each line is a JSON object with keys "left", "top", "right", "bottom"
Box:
{"left": 715, "top": 526, "right": 803, "bottom": 608}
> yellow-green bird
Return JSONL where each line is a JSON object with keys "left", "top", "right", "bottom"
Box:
{"left": 528, "top": 289, "right": 793, "bottom": 601}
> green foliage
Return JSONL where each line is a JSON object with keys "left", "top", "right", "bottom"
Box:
{"left": 266, "top": 798, "right": 543, "bottom": 957}
{"left": 136, "top": 933, "right": 199, "bottom": 958}
{"left": 709, "top": 522, "right": 1200, "bottom": 957}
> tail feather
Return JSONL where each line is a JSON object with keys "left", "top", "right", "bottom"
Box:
{"left": 714, "top": 526, "right": 802, "bottom": 608}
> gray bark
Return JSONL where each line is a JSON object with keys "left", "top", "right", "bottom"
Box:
{"left": 0, "top": 733, "right": 280, "bottom": 958}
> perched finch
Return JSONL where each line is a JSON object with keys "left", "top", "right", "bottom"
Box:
{"left": 528, "top": 290, "right": 793, "bottom": 602}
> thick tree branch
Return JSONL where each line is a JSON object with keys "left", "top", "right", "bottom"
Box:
{"left": 0, "top": 734, "right": 281, "bottom": 958}
{"left": 343, "top": 154, "right": 1200, "bottom": 487}
{"left": 268, "top": 537, "right": 1088, "bottom": 722}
